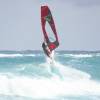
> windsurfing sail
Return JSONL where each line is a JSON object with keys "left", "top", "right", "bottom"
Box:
{"left": 41, "top": 5, "right": 59, "bottom": 57}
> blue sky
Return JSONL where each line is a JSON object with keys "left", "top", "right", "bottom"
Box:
{"left": 0, "top": 0, "right": 100, "bottom": 51}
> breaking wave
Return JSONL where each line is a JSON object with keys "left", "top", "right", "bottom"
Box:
{"left": 63, "top": 54, "right": 93, "bottom": 58}
{"left": 0, "top": 54, "right": 37, "bottom": 58}
{"left": 0, "top": 59, "right": 100, "bottom": 99}
{"left": 0, "top": 51, "right": 100, "bottom": 99}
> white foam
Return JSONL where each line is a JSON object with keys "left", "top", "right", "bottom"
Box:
{"left": 0, "top": 73, "right": 100, "bottom": 99}
{"left": 0, "top": 54, "right": 36, "bottom": 58}
{"left": 45, "top": 51, "right": 91, "bottom": 80}
{"left": 0, "top": 51, "right": 99, "bottom": 99}
{"left": 0, "top": 54, "right": 23, "bottom": 58}
{"left": 64, "top": 54, "right": 93, "bottom": 58}
{"left": 24, "top": 54, "right": 36, "bottom": 57}
{"left": 52, "top": 61, "right": 91, "bottom": 80}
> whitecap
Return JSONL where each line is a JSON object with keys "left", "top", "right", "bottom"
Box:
{"left": 64, "top": 54, "right": 93, "bottom": 58}
{"left": 0, "top": 54, "right": 23, "bottom": 58}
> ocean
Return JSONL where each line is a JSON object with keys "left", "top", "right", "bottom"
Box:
{"left": 0, "top": 50, "right": 100, "bottom": 100}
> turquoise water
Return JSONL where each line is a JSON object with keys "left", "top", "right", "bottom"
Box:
{"left": 0, "top": 50, "right": 100, "bottom": 100}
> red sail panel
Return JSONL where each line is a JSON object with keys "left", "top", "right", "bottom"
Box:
{"left": 41, "top": 6, "right": 59, "bottom": 51}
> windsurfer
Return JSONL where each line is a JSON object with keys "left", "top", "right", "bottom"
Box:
{"left": 42, "top": 42, "right": 51, "bottom": 58}
{"left": 41, "top": 6, "right": 59, "bottom": 58}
